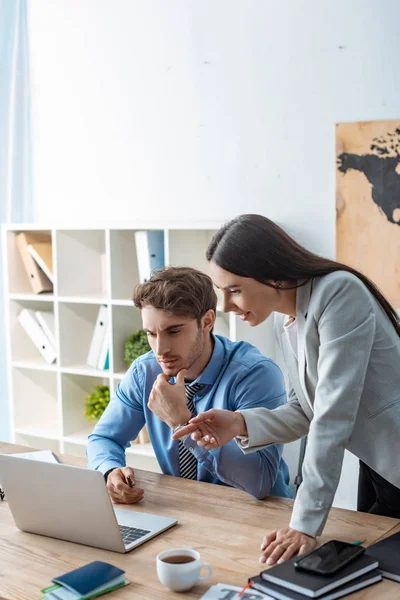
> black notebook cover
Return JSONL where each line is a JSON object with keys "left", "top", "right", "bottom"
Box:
{"left": 249, "top": 570, "right": 382, "bottom": 600}
{"left": 259, "top": 554, "right": 379, "bottom": 598}
{"left": 366, "top": 530, "right": 400, "bottom": 582}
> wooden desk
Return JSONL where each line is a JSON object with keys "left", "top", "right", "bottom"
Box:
{"left": 0, "top": 442, "right": 399, "bottom": 599}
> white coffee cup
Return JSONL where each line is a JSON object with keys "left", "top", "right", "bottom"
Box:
{"left": 156, "top": 547, "right": 212, "bottom": 592}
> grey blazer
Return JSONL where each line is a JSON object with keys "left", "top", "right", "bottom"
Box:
{"left": 239, "top": 271, "right": 400, "bottom": 537}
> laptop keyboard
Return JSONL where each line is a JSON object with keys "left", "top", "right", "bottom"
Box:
{"left": 119, "top": 525, "right": 151, "bottom": 546}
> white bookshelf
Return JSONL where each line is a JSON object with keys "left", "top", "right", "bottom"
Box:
{"left": 2, "top": 223, "right": 274, "bottom": 473}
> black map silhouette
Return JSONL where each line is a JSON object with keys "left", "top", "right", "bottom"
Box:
{"left": 337, "top": 128, "right": 400, "bottom": 226}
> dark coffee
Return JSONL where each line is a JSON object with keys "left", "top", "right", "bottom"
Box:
{"left": 162, "top": 555, "right": 196, "bottom": 564}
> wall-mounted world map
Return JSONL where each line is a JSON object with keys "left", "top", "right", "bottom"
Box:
{"left": 336, "top": 119, "right": 400, "bottom": 307}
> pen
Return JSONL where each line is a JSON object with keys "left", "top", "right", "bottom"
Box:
{"left": 126, "top": 475, "right": 133, "bottom": 488}
{"left": 353, "top": 540, "right": 365, "bottom": 545}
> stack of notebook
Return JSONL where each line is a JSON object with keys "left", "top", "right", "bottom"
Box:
{"left": 365, "top": 530, "right": 400, "bottom": 582}
{"left": 40, "top": 561, "right": 129, "bottom": 600}
{"left": 248, "top": 553, "right": 382, "bottom": 600}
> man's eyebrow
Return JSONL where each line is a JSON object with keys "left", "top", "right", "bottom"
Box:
{"left": 143, "top": 324, "right": 186, "bottom": 333}
{"left": 222, "top": 284, "right": 241, "bottom": 290}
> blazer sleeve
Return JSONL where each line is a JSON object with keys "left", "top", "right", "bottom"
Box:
{"left": 237, "top": 382, "right": 311, "bottom": 452}
{"left": 290, "top": 275, "right": 376, "bottom": 537}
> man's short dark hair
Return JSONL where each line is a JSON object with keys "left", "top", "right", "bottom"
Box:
{"left": 133, "top": 266, "right": 217, "bottom": 322}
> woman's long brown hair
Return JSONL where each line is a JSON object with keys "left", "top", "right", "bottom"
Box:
{"left": 206, "top": 214, "right": 400, "bottom": 335}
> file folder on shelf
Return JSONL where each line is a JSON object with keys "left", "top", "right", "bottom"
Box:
{"left": 134, "top": 230, "right": 165, "bottom": 282}
{"left": 16, "top": 232, "right": 53, "bottom": 294}
{"left": 27, "top": 241, "right": 54, "bottom": 283}
{"left": 35, "top": 311, "right": 56, "bottom": 349}
{"left": 87, "top": 305, "right": 108, "bottom": 369}
{"left": 96, "top": 330, "right": 110, "bottom": 371}
{"left": 18, "top": 309, "right": 57, "bottom": 364}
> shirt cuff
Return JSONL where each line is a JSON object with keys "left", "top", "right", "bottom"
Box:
{"left": 96, "top": 460, "right": 124, "bottom": 476}
{"left": 235, "top": 435, "right": 250, "bottom": 449}
{"left": 182, "top": 435, "right": 218, "bottom": 477}
{"left": 239, "top": 408, "right": 276, "bottom": 448}
{"left": 182, "top": 434, "right": 209, "bottom": 460}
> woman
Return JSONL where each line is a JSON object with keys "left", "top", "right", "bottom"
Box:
{"left": 173, "top": 214, "right": 400, "bottom": 566}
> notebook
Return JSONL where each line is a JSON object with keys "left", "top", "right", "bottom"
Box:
{"left": 249, "top": 570, "right": 382, "bottom": 600}
{"left": 366, "top": 530, "right": 400, "bottom": 582}
{"left": 46, "top": 561, "right": 127, "bottom": 599}
{"left": 259, "top": 554, "right": 379, "bottom": 598}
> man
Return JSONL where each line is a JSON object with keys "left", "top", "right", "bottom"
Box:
{"left": 87, "top": 266, "right": 292, "bottom": 503}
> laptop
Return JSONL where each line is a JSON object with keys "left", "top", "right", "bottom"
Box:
{"left": 0, "top": 454, "right": 177, "bottom": 553}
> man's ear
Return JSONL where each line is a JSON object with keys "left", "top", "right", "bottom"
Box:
{"left": 201, "top": 309, "right": 215, "bottom": 333}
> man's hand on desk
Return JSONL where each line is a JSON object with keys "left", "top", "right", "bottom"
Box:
{"left": 106, "top": 467, "right": 145, "bottom": 504}
{"left": 148, "top": 370, "right": 191, "bottom": 430}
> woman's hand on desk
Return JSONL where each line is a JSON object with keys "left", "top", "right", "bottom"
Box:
{"left": 106, "top": 467, "right": 145, "bottom": 504}
{"left": 171, "top": 409, "right": 247, "bottom": 449}
{"left": 260, "top": 527, "right": 317, "bottom": 565}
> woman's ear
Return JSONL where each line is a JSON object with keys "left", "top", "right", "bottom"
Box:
{"left": 202, "top": 309, "right": 216, "bottom": 333}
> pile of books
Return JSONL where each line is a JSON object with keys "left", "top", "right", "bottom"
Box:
{"left": 248, "top": 532, "right": 400, "bottom": 600}
{"left": 16, "top": 232, "right": 53, "bottom": 294}
{"left": 249, "top": 555, "right": 381, "bottom": 600}
{"left": 18, "top": 308, "right": 57, "bottom": 364}
{"left": 40, "top": 560, "right": 129, "bottom": 600}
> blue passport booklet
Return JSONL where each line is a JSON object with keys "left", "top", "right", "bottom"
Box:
{"left": 41, "top": 561, "right": 128, "bottom": 600}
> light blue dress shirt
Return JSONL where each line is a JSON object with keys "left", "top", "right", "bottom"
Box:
{"left": 87, "top": 335, "right": 293, "bottom": 500}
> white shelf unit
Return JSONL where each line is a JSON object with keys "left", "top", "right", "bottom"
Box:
{"left": 2, "top": 223, "right": 274, "bottom": 473}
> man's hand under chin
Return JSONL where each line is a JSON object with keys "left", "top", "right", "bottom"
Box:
{"left": 148, "top": 369, "right": 191, "bottom": 429}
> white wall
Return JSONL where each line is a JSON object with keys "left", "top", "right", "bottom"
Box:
{"left": 27, "top": 0, "right": 400, "bottom": 509}
{"left": 29, "top": 0, "right": 400, "bottom": 252}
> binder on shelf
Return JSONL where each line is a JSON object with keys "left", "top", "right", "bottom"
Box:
{"left": 16, "top": 232, "right": 53, "bottom": 294}
{"left": 17, "top": 309, "right": 57, "bottom": 364}
{"left": 87, "top": 305, "right": 108, "bottom": 369}
{"left": 96, "top": 334, "right": 110, "bottom": 371}
{"left": 134, "top": 230, "right": 165, "bottom": 282}
{"left": 35, "top": 311, "right": 56, "bottom": 349}
{"left": 27, "top": 241, "right": 54, "bottom": 283}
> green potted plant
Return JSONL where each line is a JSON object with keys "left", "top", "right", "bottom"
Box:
{"left": 84, "top": 384, "right": 110, "bottom": 422}
{"left": 124, "top": 329, "right": 151, "bottom": 367}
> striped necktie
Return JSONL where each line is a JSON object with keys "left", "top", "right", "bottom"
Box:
{"left": 178, "top": 383, "right": 204, "bottom": 480}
